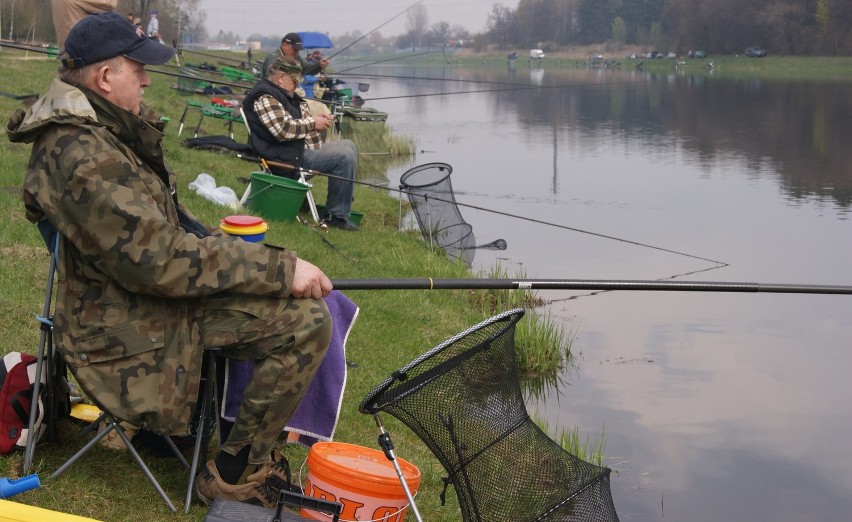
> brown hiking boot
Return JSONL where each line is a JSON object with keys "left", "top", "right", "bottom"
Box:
{"left": 252, "top": 449, "right": 302, "bottom": 496}
{"left": 195, "top": 460, "right": 276, "bottom": 509}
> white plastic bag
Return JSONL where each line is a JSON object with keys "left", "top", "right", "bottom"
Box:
{"left": 188, "top": 173, "right": 240, "bottom": 209}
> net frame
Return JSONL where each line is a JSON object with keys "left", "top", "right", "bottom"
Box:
{"left": 361, "top": 309, "right": 619, "bottom": 521}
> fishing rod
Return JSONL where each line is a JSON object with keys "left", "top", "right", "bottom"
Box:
{"left": 260, "top": 159, "right": 727, "bottom": 267}
{"left": 0, "top": 40, "right": 254, "bottom": 92}
{"left": 0, "top": 40, "right": 52, "bottom": 54}
{"left": 331, "top": 278, "right": 852, "bottom": 295}
{"left": 327, "top": 0, "right": 425, "bottom": 60}
{"left": 176, "top": 47, "right": 247, "bottom": 66}
{"left": 156, "top": 60, "right": 257, "bottom": 83}
{"left": 147, "top": 67, "right": 252, "bottom": 90}
{"left": 362, "top": 82, "right": 594, "bottom": 102}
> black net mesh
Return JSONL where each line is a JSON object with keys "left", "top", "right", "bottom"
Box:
{"left": 400, "top": 163, "right": 476, "bottom": 265}
{"left": 360, "top": 309, "right": 619, "bottom": 522}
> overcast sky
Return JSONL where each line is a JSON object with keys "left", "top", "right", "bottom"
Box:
{"left": 201, "top": 0, "right": 519, "bottom": 41}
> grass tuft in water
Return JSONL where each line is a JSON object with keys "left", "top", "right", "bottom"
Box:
{"left": 533, "top": 414, "right": 606, "bottom": 467}
{"left": 468, "top": 262, "right": 574, "bottom": 376}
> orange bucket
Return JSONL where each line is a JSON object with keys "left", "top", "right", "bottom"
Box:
{"left": 302, "top": 442, "right": 421, "bottom": 521}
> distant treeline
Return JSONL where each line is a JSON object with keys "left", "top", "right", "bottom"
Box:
{"left": 5, "top": 0, "right": 850, "bottom": 57}
{"left": 482, "top": 0, "right": 852, "bottom": 56}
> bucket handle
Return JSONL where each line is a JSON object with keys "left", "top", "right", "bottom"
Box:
{"left": 298, "top": 456, "right": 418, "bottom": 522}
{"left": 244, "top": 182, "right": 275, "bottom": 205}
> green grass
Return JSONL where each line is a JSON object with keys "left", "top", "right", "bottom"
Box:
{"left": 624, "top": 55, "right": 852, "bottom": 81}
{"left": 0, "top": 50, "right": 585, "bottom": 521}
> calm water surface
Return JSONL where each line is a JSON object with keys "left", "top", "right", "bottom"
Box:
{"left": 355, "top": 63, "right": 852, "bottom": 521}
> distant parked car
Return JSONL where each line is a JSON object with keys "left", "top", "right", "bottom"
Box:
{"left": 745, "top": 47, "right": 767, "bottom": 57}
{"left": 667, "top": 51, "right": 677, "bottom": 59}
{"left": 694, "top": 50, "right": 707, "bottom": 58}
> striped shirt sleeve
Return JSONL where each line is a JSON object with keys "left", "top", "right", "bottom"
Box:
{"left": 252, "top": 95, "right": 324, "bottom": 149}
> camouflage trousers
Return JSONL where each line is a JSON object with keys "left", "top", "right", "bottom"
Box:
{"left": 201, "top": 293, "right": 331, "bottom": 464}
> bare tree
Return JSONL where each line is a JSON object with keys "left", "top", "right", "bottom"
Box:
{"left": 487, "top": 3, "right": 517, "bottom": 50}
{"left": 406, "top": 3, "right": 429, "bottom": 48}
{"left": 430, "top": 21, "right": 451, "bottom": 47}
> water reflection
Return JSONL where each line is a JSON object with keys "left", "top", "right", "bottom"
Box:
{"left": 360, "top": 64, "right": 852, "bottom": 521}
{"left": 366, "top": 66, "right": 852, "bottom": 212}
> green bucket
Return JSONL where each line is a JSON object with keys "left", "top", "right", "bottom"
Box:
{"left": 248, "top": 172, "right": 310, "bottom": 222}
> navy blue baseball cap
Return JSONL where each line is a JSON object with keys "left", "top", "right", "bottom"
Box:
{"left": 282, "top": 33, "right": 303, "bottom": 50}
{"left": 63, "top": 11, "right": 175, "bottom": 68}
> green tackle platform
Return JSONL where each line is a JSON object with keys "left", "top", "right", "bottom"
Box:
{"left": 177, "top": 100, "right": 242, "bottom": 139}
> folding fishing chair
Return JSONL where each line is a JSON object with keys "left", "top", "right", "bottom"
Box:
{"left": 360, "top": 309, "right": 620, "bottom": 521}
{"left": 25, "top": 222, "right": 221, "bottom": 513}
{"left": 237, "top": 106, "right": 322, "bottom": 225}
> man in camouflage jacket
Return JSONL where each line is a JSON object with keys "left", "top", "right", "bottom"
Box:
{"left": 7, "top": 12, "right": 332, "bottom": 508}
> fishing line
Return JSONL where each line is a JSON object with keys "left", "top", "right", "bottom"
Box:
{"left": 264, "top": 160, "right": 727, "bottom": 267}
{"left": 0, "top": 40, "right": 622, "bottom": 104}
{"left": 3, "top": 40, "right": 722, "bottom": 269}
{"left": 546, "top": 262, "right": 733, "bottom": 303}
{"left": 336, "top": 71, "right": 556, "bottom": 89}
{"left": 362, "top": 82, "right": 607, "bottom": 102}
{"left": 327, "top": 0, "right": 425, "bottom": 60}
{"left": 333, "top": 51, "right": 447, "bottom": 75}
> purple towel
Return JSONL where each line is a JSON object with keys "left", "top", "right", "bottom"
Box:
{"left": 220, "top": 290, "right": 357, "bottom": 446}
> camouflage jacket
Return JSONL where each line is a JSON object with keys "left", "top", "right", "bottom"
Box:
{"left": 7, "top": 78, "right": 297, "bottom": 435}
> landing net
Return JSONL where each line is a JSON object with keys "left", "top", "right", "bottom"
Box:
{"left": 399, "top": 163, "right": 480, "bottom": 265}
{"left": 361, "top": 309, "right": 619, "bottom": 521}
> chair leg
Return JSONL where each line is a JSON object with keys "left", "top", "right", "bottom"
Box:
{"left": 177, "top": 103, "right": 191, "bottom": 136}
{"left": 184, "top": 350, "right": 219, "bottom": 512}
{"left": 193, "top": 113, "right": 205, "bottom": 138}
{"left": 298, "top": 171, "right": 321, "bottom": 224}
{"left": 23, "top": 245, "right": 60, "bottom": 472}
{"left": 50, "top": 412, "right": 177, "bottom": 513}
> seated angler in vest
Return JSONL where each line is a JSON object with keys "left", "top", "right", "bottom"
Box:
{"left": 243, "top": 56, "right": 360, "bottom": 231}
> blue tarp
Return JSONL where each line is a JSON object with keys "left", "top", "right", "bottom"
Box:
{"left": 297, "top": 32, "right": 334, "bottom": 49}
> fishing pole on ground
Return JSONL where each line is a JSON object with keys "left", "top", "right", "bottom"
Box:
{"left": 252, "top": 160, "right": 728, "bottom": 268}
{"left": 326, "top": 0, "right": 425, "bottom": 61}
{"left": 0, "top": 40, "right": 55, "bottom": 55}
{"left": 330, "top": 278, "right": 852, "bottom": 295}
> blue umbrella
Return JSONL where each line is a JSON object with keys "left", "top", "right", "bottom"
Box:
{"left": 297, "top": 32, "right": 334, "bottom": 49}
